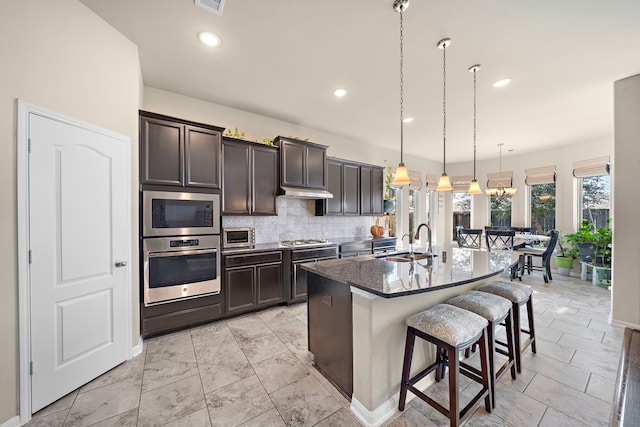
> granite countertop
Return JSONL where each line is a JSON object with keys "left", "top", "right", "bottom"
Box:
{"left": 300, "top": 243, "right": 518, "bottom": 298}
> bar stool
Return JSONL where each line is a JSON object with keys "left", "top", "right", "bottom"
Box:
{"left": 476, "top": 281, "right": 536, "bottom": 373}
{"left": 399, "top": 304, "right": 492, "bottom": 427}
{"left": 446, "top": 291, "right": 517, "bottom": 409}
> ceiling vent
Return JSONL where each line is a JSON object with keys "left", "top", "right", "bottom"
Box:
{"left": 195, "top": 0, "right": 225, "bottom": 15}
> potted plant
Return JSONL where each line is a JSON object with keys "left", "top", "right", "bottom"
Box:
{"left": 565, "top": 219, "right": 612, "bottom": 267}
{"left": 554, "top": 233, "right": 578, "bottom": 276}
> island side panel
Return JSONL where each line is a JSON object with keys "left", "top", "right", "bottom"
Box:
{"left": 308, "top": 272, "right": 353, "bottom": 397}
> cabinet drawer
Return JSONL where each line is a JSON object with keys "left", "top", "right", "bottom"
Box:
{"left": 224, "top": 251, "right": 282, "bottom": 268}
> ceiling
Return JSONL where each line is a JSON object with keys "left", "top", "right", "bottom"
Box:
{"left": 81, "top": 0, "right": 640, "bottom": 163}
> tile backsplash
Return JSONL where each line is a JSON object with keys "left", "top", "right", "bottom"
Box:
{"left": 222, "top": 198, "right": 381, "bottom": 244}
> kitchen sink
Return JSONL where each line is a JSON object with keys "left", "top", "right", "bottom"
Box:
{"left": 378, "top": 252, "right": 436, "bottom": 263}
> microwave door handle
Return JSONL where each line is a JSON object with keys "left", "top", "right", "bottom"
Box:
{"left": 148, "top": 248, "right": 218, "bottom": 258}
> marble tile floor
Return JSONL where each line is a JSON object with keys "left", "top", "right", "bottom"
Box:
{"left": 27, "top": 271, "right": 622, "bottom": 427}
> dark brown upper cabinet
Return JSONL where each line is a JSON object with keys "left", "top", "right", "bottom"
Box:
{"left": 317, "top": 159, "right": 385, "bottom": 216}
{"left": 222, "top": 137, "right": 278, "bottom": 216}
{"left": 360, "top": 165, "right": 384, "bottom": 215}
{"left": 274, "top": 136, "right": 327, "bottom": 190}
{"left": 140, "top": 111, "right": 222, "bottom": 189}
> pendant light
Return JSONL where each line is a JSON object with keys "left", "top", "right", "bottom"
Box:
{"left": 467, "top": 64, "right": 483, "bottom": 195}
{"left": 390, "top": 0, "right": 411, "bottom": 186}
{"left": 436, "top": 38, "right": 453, "bottom": 191}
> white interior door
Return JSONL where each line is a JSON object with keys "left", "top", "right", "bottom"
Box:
{"left": 28, "top": 112, "right": 130, "bottom": 412}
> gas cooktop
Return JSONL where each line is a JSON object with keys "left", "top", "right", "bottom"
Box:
{"left": 280, "top": 239, "right": 333, "bottom": 248}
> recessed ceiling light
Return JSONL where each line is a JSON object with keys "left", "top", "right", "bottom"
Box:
{"left": 492, "top": 78, "right": 511, "bottom": 88}
{"left": 402, "top": 117, "right": 414, "bottom": 123}
{"left": 332, "top": 88, "right": 348, "bottom": 98}
{"left": 198, "top": 31, "right": 222, "bottom": 47}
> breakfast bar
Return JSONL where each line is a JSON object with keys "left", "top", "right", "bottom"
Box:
{"left": 302, "top": 244, "right": 518, "bottom": 426}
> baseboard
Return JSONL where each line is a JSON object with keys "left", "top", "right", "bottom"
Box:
{"left": 130, "top": 336, "right": 144, "bottom": 359}
{"left": 0, "top": 416, "right": 21, "bottom": 427}
{"left": 611, "top": 318, "right": 640, "bottom": 330}
{"left": 350, "top": 375, "right": 435, "bottom": 427}
{"left": 350, "top": 396, "right": 397, "bottom": 427}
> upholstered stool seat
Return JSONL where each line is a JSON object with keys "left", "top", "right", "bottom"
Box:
{"left": 477, "top": 281, "right": 536, "bottom": 373}
{"left": 399, "top": 304, "right": 492, "bottom": 426}
{"left": 446, "top": 291, "right": 517, "bottom": 408}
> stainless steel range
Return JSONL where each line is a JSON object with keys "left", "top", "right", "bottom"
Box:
{"left": 280, "top": 239, "right": 333, "bottom": 248}
{"left": 281, "top": 239, "right": 338, "bottom": 303}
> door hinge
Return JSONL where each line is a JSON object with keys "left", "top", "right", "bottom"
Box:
{"left": 30, "top": 361, "right": 33, "bottom": 375}
{"left": 28, "top": 138, "right": 32, "bottom": 153}
{"left": 28, "top": 250, "right": 32, "bottom": 264}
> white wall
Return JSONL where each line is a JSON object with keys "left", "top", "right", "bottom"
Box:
{"left": 612, "top": 74, "right": 640, "bottom": 328}
{"left": 0, "top": 0, "right": 141, "bottom": 423}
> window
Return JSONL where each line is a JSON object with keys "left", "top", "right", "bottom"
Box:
{"left": 453, "top": 192, "right": 471, "bottom": 240}
{"left": 525, "top": 166, "right": 556, "bottom": 233}
{"left": 489, "top": 195, "right": 512, "bottom": 227}
{"left": 424, "top": 190, "right": 432, "bottom": 226}
{"left": 573, "top": 156, "right": 611, "bottom": 230}
{"left": 530, "top": 183, "right": 556, "bottom": 233}
{"left": 408, "top": 188, "right": 419, "bottom": 239}
{"left": 581, "top": 175, "right": 610, "bottom": 229}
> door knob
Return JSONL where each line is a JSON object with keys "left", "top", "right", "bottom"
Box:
{"left": 115, "top": 260, "right": 128, "bottom": 268}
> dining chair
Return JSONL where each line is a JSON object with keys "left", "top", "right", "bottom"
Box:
{"left": 456, "top": 227, "right": 483, "bottom": 249}
{"left": 517, "top": 229, "right": 559, "bottom": 283}
{"left": 485, "top": 229, "right": 516, "bottom": 251}
{"left": 512, "top": 226, "right": 535, "bottom": 249}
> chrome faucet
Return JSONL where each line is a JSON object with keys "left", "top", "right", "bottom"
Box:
{"left": 414, "top": 223, "right": 432, "bottom": 254}
{"left": 401, "top": 233, "right": 414, "bottom": 257}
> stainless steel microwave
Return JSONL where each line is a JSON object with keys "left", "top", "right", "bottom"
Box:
{"left": 223, "top": 227, "right": 255, "bottom": 249}
{"left": 142, "top": 191, "right": 220, "bottom": 237}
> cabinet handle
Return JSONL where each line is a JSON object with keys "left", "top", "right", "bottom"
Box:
{"left": 115, "top": 260, "right": 128, "bottom": 268}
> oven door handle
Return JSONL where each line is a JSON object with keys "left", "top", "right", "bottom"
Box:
{"left": 148, "top": 248, "right": 218, "bottom": 258}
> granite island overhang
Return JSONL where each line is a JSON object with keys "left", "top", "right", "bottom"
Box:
{"left": 301, "top": 245, "right": 519, "bottom": 427}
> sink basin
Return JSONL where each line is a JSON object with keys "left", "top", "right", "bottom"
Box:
{"left": 381, "top": 252, "right": 435, "bottom": 263}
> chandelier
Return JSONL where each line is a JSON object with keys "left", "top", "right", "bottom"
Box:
{"left": 485, "top": 143, "right": 517, "bottom": 198}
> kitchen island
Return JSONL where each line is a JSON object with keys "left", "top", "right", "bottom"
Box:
{"left": 302, "top": 244, "right": 518, "bottom": 427}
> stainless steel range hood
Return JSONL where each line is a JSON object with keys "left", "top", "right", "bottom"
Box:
{"left": 279, "top": 186, "right": 333, "bottom": 199}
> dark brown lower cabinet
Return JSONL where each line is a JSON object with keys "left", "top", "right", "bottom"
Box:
{"left": 141, "top": 294, "right": 223, "bottom": 338}
{"left": 224, "top": 251, "right": 284, "bottom": 315}
{"left": 307, "top": 271, "right": 353, "bottom": 398}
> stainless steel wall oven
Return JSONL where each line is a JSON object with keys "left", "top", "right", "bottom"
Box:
{"left": 143, "top": 235, "right": 221, "bottom": 306}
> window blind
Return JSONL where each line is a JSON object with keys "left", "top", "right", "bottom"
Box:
{"left": 451, "top": 175, "right": 473, "bottom": 192}
{"left": 486, "top": 171, "right": 513, "bottom": 188}
{"left": 525, "top": 165, "right": 556, "bottom": 185}
{"left": 425, "top": 174, "right": 438, "bottom": 189}
{"left": 408, "top": 170, "right": 423, "bottom": 190}
{"left": 573, "top": 156, "right": 610, "bottom": 178}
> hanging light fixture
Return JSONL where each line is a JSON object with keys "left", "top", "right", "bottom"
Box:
{"left": 436, "top": 38, "right": 453, "bottom": 191}
{"left": 485, "top": 143, "right": 517, "bottom": 198}
{"left": 390, "top": 0, "right": 411, "bottom": 186}
{"left": 467, "top": 64, "right": 483, "bottom": 195}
